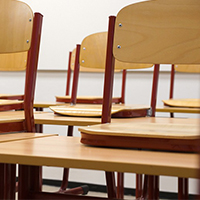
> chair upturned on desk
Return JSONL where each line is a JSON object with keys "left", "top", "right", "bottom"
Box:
{"left": 156, "top": 65, "right": 200, "bottom": 116}
{"left": 0, "top": 0, "right": 43, "bottom": 199}
{"left": 79, "top": 0, "right": 200, "bottom": 199}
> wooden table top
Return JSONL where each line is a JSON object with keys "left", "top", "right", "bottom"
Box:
{"left": 0, "top": 111, "right": 102, "bottom": 126}
{"left": 34, "top": 111, "right": 102, "bottom": 126}
{"left": 0, "top": 136, "right": 198, "bottom": 178}
{"left": 34, "top": 111, "right": 200, "bottom": 127}
{"left": 0, "top": 132, "right": 57, "bottom": 143}
{"left": 0, "top": 110, "right": 198, "bottom": 127}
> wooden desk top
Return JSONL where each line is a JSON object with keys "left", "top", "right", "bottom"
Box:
{"left": 0, "top": 110, "right": 198, "bottom": 127}
{"left": 34, "top": 111, "right": 102, "bottom": 126}
{"left": 156, "top": 106, "right": 200, "bottom": 114}
{"left": 0, "top": 132, "right": 57, "bottom": 143}
{"left": 0, "top": 136, "right": 198, "bottom": 178}
{"left": 35, "top": 111, "right": 198, "bottom": 126}
{"left": 0, "top": 111, "right": 102, "bottom": 126}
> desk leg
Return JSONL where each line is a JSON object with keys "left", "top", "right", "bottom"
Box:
{"left": 136, "top": 174, "right": 143, "bottom": 198}
{"left": 147, "top": 175, "right": 159, "bottom": 200}
{"left": 18, "top": 165, "right": 40, "bottom": 200}
{"left": 35, "top": 107, "right": 43, "bottom": 191}
{"left": 0, "top": 163, "right": 5, "bottom": 199}
{"left": 117, "top": 172, "right": 124, "bottom": 199}
{"left": 154, "top": 176, "right": 159, "bottom": 200}
{"left": 35, "top": 107, "right": 43, "bottom": 133}
{"left": 178, "top": 177, "right": 188, "bottom": 200}
{"left": 4, "top": 164, "right": 16, "bottom": 200}
{"left": 105, "top": 171, "right": 117, "bottom": 199}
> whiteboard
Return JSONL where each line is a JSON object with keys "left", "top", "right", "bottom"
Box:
{"left": 20, "top": 0, "right": 149, "bottom": 70}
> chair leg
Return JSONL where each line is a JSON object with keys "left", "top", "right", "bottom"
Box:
{"left": 35, "top": 107, "right": 43, "bottom": 133}
{"left": 136, "top": 174, "right": 143, "bottom": 199}
{"left": 178, "top": 177, "right": 188, "bottom": 200}
{"left": 58, "top": 167, "right": 89, "bottom": 195}
{"left": 184, "top": 178, "right": 188, "bottom": 199}
{"left": 105, "top": 171, "right": 117, "bottom": 199}
{"left": 148, "top": 175, "right": 154, "bottom": 200}
{"left": 60, "top": 185, "right": 89, "bottom": 195}
{"left": 142, "top": 175, "right": 148, "bottom": 199}
{"left": 58, "top": 126, "right": 89, "bottom": 195}
{"left": 59, "top": 168, "right": 70, "bottom": 192}
{"left": 117, "top": 172, "right": 124, "bottom": 199}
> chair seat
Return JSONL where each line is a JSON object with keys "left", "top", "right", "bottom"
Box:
{"left": 50, "top": 104, "right": 150, "bottom": 118}
{"left": 79, "top": 117, "right": 200, "bottom": 152}
{"left": 163, "top": 98, "right": 200, "bottom": 108}
{"left": 0, "top": 99, "right": 24, "bottom": 111}
{"left": 0, "top": 99, "right": 23, "bottom": 105}
{"left": 0, "top": 94, "right": 24, "bottom": 100}
{"left": 56, "top": 95, "right": 122, "bottom": 104}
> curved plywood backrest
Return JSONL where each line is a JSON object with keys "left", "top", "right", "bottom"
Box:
{"left": 0, "top": 0, "right": 33, "bottom": 53}
{"left": 175, "top": 65, "right": 200, "bottom": 73}
{"left": 71, "top": 48, "right": 121, "bottom": 72}
{"left": 70, "top": 48, "right": 107, "bottom": 72}
{"left": 0, "top": 52, "right": 27, "bottom": 71}
{"left": 79, "top": 32, "right": 153, "bottom": 70}
{"left": 113, "top": 0, "right": 200, "bottom": 65}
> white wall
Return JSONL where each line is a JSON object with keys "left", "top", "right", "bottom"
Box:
{"left": 1, "top": 69, "right": 199, "bottom": 194}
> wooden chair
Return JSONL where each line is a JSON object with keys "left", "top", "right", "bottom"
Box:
{"left": 50, "top": 31, "right": 154, "bottom": 198}
{"left": 56, "top": 43, "right": 127, "bottom": 104}
{"left": 163, "top": 65, "right": 200, "bottom": 117}
{"left": 79, "top": 0, "right": 200, "bottom": 199}
{"left": 51, "top": 32, "right": 153, "bottom": 118}
{"left": 53, "top": 33, "right": 129, "bottom": 195}
{"left": 0, "top": 0, "right": 43, "bottom": 199}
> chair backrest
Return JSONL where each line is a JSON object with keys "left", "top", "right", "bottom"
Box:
{"left": 69, "top": 32, "right": 153, "bottom": 104}
{"left": 0, "top": 52, "right": 27, "bottom": 71}
{"left": 0, "top": 0, "right": 43, "bottom": 132}
{"left": 79, "top": 32, "right": 152, "bottom": 70}
{"left": 66, "top": 48, "right": 112, "bottom": 96}
{"left": 174, "top": 65, "right": 200, "bottom": 73}
{"left": 66, "top": 46, "right": 127, "bottom": 103}
{"left": 102, "top": 0, "right": 200, "bottom": 123}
